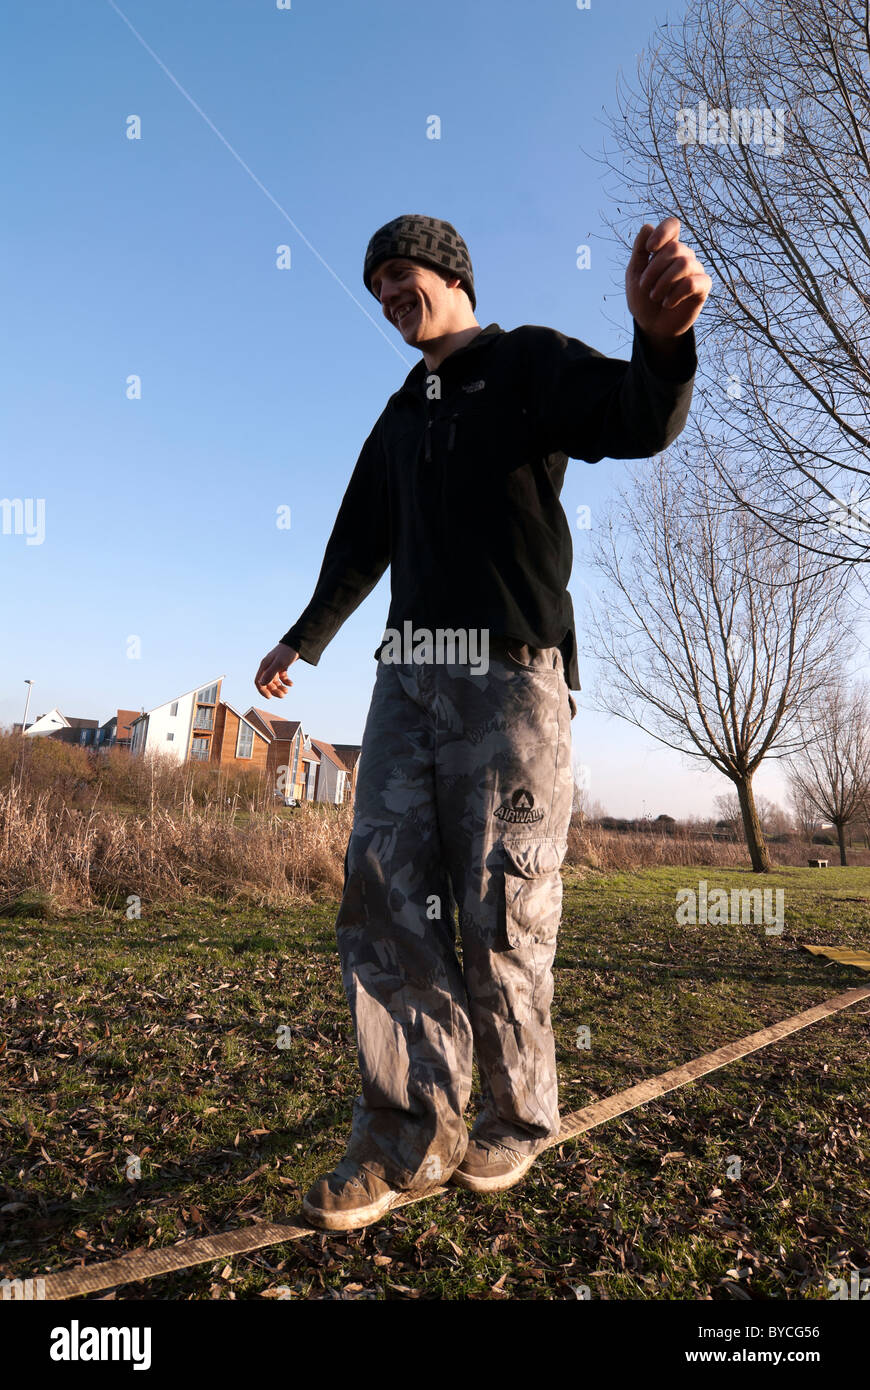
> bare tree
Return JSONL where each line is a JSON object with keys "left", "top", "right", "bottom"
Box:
{"left": 572, "top": 767, "right": 590, "bottom": 822}
{"left": 755, "top": 797, "right": 794, "bottom": 838}
{"left": 714, "top": 791, "right": 743, "bottom": 837}
{"left": 596, "top": 0, "right": 870, "bottom": 571}
{"left": 716, "top": 790, "right": 792, "bottom": 838}
{"left": 785, "top": 679, "right": 870, "bottom": 865}
{"left": 789, "top": 781, "right": 823, "bottom": 843}
{"left": 584, "top": 449, "right": 854, "bottom": 872}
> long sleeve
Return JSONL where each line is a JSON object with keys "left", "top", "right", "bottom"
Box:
{"left": 519, "top": 317, "right": 697, "bottom": 463}
{"left": 279, "top": 417, "right": 391, "bottom": 665}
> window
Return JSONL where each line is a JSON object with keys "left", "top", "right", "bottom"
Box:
{"left": 303, "top": 734, "right": 312, "bottom": 750}
{"left": 197, "top": 683, "right": 218, "bottom": 705}
{"left": 190, "top": 736, "right": 210, "bottom": 760}
{"left": 307, "top": 761, "right": 317, "bottom": 798}
{"left": 336, "top": 770, "right": 346, "bottom": 803}
{"left": 194, "top": 706, "right": 214, "bottom": 730}
{"left": 236, "top": 721, "right": 254, "bottom": 759}
{"left": 170, "top": 701, "right": 178, "bottom": 716}
{"left": 290, "top": 737, "right": 300, "bottom": 792}
{"left": 166, "top": 732, "right": 174, "bottom": 742}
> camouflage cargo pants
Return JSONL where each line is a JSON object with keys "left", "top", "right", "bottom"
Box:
{"left": 334, "top": 642, "right": 576, "bottom": 1190}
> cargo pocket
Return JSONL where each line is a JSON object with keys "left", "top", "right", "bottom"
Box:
{"left": 501, "top": 837, "right": 568, "bottom": 948}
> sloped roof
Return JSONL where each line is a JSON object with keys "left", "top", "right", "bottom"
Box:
{"left": 311, "top": 739, "right": 351, "bottom": 772}
{"left": 23, "top": 708, "right": 69, "bottom": 734}
{"left": 332, "top": 743, "right": 362, "bottom": 769}
{"left": 245, "top": 706, "right": 301, "bottom": 742}
{"left": 219, "top": 700, "right": 270, "bottom": 741}
{"left": 130, "top": 675, "right": 225, "bottom": 726}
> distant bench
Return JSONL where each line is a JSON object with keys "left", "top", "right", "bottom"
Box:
{"left": 807, "top": 858, "right": 829, "bottom": 868}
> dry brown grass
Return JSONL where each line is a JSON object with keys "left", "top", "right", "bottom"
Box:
{"left": 565, "top": 821, "right": 870, "bottom": 871}
{"left": 2, "top": 732, "right": 867, "bottom": 915}
{"left": 0, "top": 733, "right": 351, "bottom": 912}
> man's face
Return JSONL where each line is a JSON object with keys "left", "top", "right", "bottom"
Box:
{"left": 370, "top": 257, "right": 462, "bottom": 344}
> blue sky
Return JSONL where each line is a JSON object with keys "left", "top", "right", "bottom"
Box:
{"left": 1, "top": 0, "right": 807, "bottom": 817}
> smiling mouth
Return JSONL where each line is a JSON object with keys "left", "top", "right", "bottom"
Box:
{"left": 394, "top": 303, "right": 419, "bottom": 328}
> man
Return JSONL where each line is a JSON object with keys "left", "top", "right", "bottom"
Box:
{"left": 255, "top": 213, "right": 710, "bottom": 1232}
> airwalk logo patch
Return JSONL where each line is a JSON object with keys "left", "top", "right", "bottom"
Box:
{"left": 493, "top": 788, "right": 544, "bottom": 824}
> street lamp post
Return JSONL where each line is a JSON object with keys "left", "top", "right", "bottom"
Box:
{"left": 22, "top": 680, "right": 33, "bottom": 735}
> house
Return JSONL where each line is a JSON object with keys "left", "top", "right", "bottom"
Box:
{"left": 129, "top": 677, "right": 224, "bottom": 763}
{"left": 13, "top": 684, "right": 358, "bottom": 804}
{"left": 210, "top": 701, "right": 270, "bottom": 770}
{"left": 16, "top": 707, "right": 140, "bottom": 751}
{"left": 332, "top": 744, "right": 362, "bottom": 803}
{"left": 245, "top": 709, "right": 356, "bottom": 805}
{"left": 310, "top": 739, "right": 353, "bottom": 804}
{"left": 245, "top": 707, "right": 322, "bottom": 804}
{"left": 19, "top": 708, "right": 74, "bottom": 738}
{"left": 19, "top": 710, "right": 101, "bottom": 745}
{"left": 241, "top": 706, "right": 358, "bottom": 806}
{"left": 96, "top": 709, "right": 139, "bottom": 750}
{"left": 52, "top": 717, "right": 100, "bottom": 747}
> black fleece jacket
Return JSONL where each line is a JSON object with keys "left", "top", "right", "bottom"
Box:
{"left": 279, "top": 318, "right": 697, "bottom": 689}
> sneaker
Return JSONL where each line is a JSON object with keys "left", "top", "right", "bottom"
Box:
{"left": 302, "top": 1162, "right": 409, "bottom": 1232}
{"left": 449, "top": 1138, "right": 542, "bottom": 1193}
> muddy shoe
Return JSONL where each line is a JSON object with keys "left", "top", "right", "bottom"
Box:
{"left": 302, "top": 1161, "right": 408, "bottom": 1232}
{"left": 449, "top": 1138, "right": 542, "bottom": 1193}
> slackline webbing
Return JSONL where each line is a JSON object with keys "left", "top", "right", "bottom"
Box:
{"left": 25, "top": 983, "right": 870, "bottom": 1300}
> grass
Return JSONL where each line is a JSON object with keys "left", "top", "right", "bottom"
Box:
{"left": 1, "top": 865, "right": 868, "bottom": 1301}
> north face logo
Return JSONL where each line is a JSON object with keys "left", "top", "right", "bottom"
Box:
{"left": 493, "top": 788, "right": 544, "bottom": 824}
{"left": 462, "top": 379, "right": 486, "bottom": 393}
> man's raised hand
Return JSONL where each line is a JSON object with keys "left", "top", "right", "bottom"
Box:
{"left": 626, "top": 217, "right": 711, "bottom": 342}
{"left": 255, "top": 642, "right": 298, "bottom": 699}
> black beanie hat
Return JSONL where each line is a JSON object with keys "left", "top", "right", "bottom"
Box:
{"left": 363, "top": 214, "right": 476, "bottom": 310}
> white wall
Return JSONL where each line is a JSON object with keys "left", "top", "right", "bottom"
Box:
{"left": 24, "top": 709, "right": 68, "bottom": 737}
{"left": 136, "top": 691, "right": 197, "bottom": 762}
{"left": 314, "top": 753, "right": 345, "bottom": 804}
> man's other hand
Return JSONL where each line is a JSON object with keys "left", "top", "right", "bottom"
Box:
{"left": 255, "top": 642, "right": 299, "bottom": 698}
{"left": 626, "top": 216, "right": 711, "bottom": 342}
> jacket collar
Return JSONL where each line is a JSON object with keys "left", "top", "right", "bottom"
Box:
{"left": 398, "top": 323, "right": 502, "bottom": 395}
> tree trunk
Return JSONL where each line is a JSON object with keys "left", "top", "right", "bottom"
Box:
{"left": 836, "top": 820, "right": 848, "bottom": 867}
{"left": 736, "top": 777, "right": 772, "bottom": 873}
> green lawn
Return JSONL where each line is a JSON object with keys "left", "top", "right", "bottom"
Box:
{"left": 1, "top": 865, "right": 868, "bottom": 1300}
